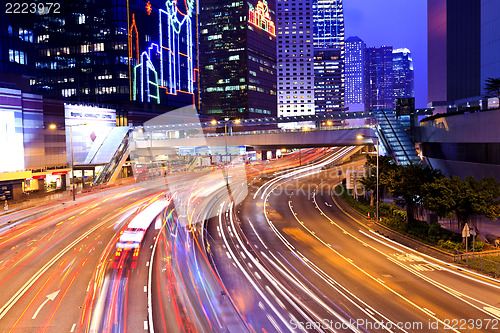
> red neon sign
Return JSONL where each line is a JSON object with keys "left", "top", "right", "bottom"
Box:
{"left": 248, "top": 0, "right": 276, "bottom": 37}
{"left": 146, "top": 1, "right": 152, "bottom": 15}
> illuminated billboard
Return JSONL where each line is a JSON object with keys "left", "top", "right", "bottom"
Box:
{"left": 131, "top": 1, "right": 196, "bottom": 105}
{"left": 249, "top": 0, "right": 276, "bottom": 37}
{"left": 64, "top": 104, "right": 116, "bottom": 164}
{"left": 0, "top": 109, "right": 24, "bottom": 173}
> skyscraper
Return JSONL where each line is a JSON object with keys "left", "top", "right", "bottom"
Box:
{"left": 344, "top": 36, "right": 366, "bottom": 111}
{"left": 277, "top": 0, "right": 315, "bottom": 116}
{"left": 0, "top": 10, "right": 35, "bottom": 90}
{"left": 427, "top": 0, "right": 481, "bottom": 104}
{"left": 393, "top": 48, "right": 414, "bottom": 99}
{"left": 199, "top": 0, "right": 277, "bottom": 119}
{"left": 314, "top": 48, "right": 343, "bottom": 113}
{"left": 313, "top": 0, "right": 344, "bottom": 49}
{"left": 313, "top": 0, "right": 344, "bottom": 114}
{"left": 365, "top": 46, "right": 394, "bottom": 110}
{"left": 481, "top": 0, "right": 500, "bottom": 96}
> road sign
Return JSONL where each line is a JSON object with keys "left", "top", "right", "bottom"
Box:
{"left": 462, "top": 223, "right": 470, "bottom": 238}
{"left": 346, "top": 169, "right": 365, "bottom": 190}
{"left": 470, "top": 227, "right": 476, "bottom": 236}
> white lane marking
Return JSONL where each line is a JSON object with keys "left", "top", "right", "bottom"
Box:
{"left": 0, "top": 213, "right": 116, "bottom": 320}
{"left": 267, "top": 314, "right": 283, "bottom": 333}
{"left": 363, "top": 228, "right": 500, "bottom": 288}
{"left": 248, "top": 219, "right": 268, "bottom": 250}
{"left": 484, "top": 306, "right": 500, "bottom": 318}
{"left": 70, "top": 323, "right": 76, "bottom": 332}
{"left": 144, "top": 320, "right": 148, "bottom": 330}
{"left": 32, "top": 290, "right": 60, "bottom": 319}
{"left": 361, "top": 230, "right": 500, "bottom": 320}
{"left": 217, "top": 204, "right": 296, "bottom": 331}
{"left": 292, "top": 192, "right": 464, "bottom": 332}
{"left": 144, "top": 286, "right": 147, "bottom": 293}
{"left": 146, "top": 261, "right": 149, "bottom": 267}
{"left": 424, "top": 308, "right": 435, "bottom": 316}
{"left": 148, "top": 231, "right": 162, "bottom": 333}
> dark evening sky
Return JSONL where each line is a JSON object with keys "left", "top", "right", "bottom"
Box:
{"left": 343, "top": 0, "right": 428, "bottom": 108}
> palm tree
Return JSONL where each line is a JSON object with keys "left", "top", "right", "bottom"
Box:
{"left": 485, "top": 77, "right": 500, "bottom": 98}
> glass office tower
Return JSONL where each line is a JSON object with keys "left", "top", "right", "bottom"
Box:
{"left": 344, "top": 36, "right": 366, "bottom": 111}
{"left": 393, "top": 48, "right": 414, "bottom": 99}
{"left": 199, "top": 0, "right": 277, "bottom": 119}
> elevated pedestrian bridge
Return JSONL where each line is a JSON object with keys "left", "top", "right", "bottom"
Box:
{"left": 132, "top": 127, "right": 375, "bottom": 150}
{"left": 84, "top": 110, "right": 430, "bottom": 186}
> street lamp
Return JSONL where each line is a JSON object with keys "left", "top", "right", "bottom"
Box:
{"left": 212, "top": 118, "right": 239, "bottom": 185}
{"left": 357, "top": 134, "right": 379, "bottom": 222}
{"left": 67, "top": 123, "right": 88, "bottom": 201}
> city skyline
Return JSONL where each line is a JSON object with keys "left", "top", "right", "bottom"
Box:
{"left": 344, "top": 0, "right": 427, "bottom": 108}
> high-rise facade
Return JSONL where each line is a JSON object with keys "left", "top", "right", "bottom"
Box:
{"left": 313, "top": 0, "right": 344, "bottom": 49}
{"left": 427, "top": 0, "right": 481, "bottom": 104}
{"left": 199, "top": 0, "right": 277, "bottom": 119}
{"left": 392, "top": 48, "right": 414, "bottom": 99}
{"left": 0, "top": 10, "right": 35, "bottom": 90}
{"left": 277, "top": 0, "right": 315, "bottom": 116}
{"left": 313, "top": 0, "right": 344, "bottom": 114}
{"left": 277, "top": 0, "right": 345, "bottom": 117}
{"left": 344, "top": 36, "right": 366, "bottom": 111}
{"left": 481, "top": 0, "right": 500, "bottom": 96}
{"left": 30, "top": 1, "right": 197, "bottom": 110}
{"left": 314, "top": 48, "right": 343, "bottom": 113}
{"left": 365, "top": 46, "right": 394, "bottom": 110}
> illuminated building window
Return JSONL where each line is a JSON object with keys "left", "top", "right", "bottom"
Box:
{"left": 93, "top": 43, "right": 104, "bottom": 52}
{"left": 77, "top": 14, "right": 86, "bottom": 24}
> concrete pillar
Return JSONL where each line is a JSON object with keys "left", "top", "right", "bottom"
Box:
{"left": 37, "top": 179, "right": 45, "bottom": 193}
{"left": 261, "top": 150, "right": 268, "bottom": 160}
{"left": 61, "top": 174, "right": 67, "bottom": 189}
{"left": 12, "top": 182, "right": 23, "bottom": 201}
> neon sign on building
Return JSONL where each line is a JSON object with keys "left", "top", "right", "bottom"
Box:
{"left": 131, "top": 0, "right": 196, "bottom": 104}
{"left": 248, "top": 0, "right": 276, "bottom": 37}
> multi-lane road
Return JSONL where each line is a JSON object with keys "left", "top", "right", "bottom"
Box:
{"left": 1, "top": 148, "right": 499, "bottom": 332}
{"left": 208, "top": 147, "right": 500, "bottom": 332}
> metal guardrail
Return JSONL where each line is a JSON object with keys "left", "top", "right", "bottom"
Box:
{"left": 455, "top": 251, "right": 500, "bottom": 278}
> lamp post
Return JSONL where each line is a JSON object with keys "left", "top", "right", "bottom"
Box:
{"left": 67, "top": 123, "right": 88, "bottom": 201}
{"left": 224, "top": 118, "right": 229, "bottom": 172}
{"left": 357, "top": 134, "right": 379, "bottom": 222}
{"left": 212, "top": 118, "right": 239, "bottom": 186}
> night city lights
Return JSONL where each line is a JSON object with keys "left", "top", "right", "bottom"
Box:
{"left": 0, "top": 0, "right": 499, "bottom": 332}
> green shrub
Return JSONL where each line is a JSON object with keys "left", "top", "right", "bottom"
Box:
{"left": 379, "top": 203, "right": 396, "bottom": 216}
{"left": 441, "top": 240, "right": 459, "bottom": 250}
{"left": 427, "top": 222, "right": 442, "bottom": 242}
{"left": 393, "top": 209, "right": 407, "bottom": 221}
{"left": 472, "top": 237, "right": 484, "bottom": 251}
